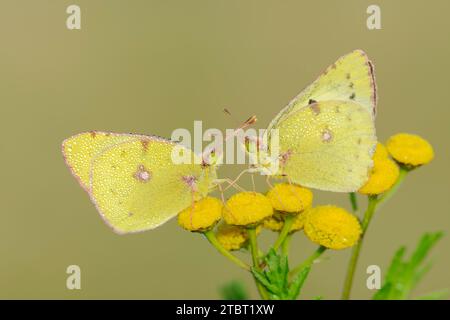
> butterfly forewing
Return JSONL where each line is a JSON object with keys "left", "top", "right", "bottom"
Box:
{"left": 267, "top": 50, "right": 376, "bottom": 137}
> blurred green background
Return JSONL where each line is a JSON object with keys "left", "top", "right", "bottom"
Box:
{"left": 1, "top": 0, "right": 449, "bottom": 299}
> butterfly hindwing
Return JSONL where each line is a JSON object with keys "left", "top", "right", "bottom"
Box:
{"left": 275, "top": 100, "right": 377, "bottom": 192}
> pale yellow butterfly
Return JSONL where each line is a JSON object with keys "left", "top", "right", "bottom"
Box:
{"left": 62, "top": 132, "right": 217, "bottom": 234}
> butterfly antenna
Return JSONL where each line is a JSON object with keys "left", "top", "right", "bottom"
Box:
{"left": 205, "top": 109, "right": 257, "bottom": 164}
{"left": 222, "top": 108, "right": 257, "bottom": 142}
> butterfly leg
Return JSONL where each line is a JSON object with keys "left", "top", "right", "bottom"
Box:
{"left": 216, "top": 182, "right": 226, "bottom": 204}
{"left": 222, "top": 168, "right": 253, "bottom": 192}
{"left": 214, "top": 178, "right": 246, "bottom": 193}
{"left": 265, "top": 175, "right": 274, "bottom": 189}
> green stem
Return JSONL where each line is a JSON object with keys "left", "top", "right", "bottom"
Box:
{"left": 248, "top": 228, "right": 260, "bottom": 267}
{"left": 341, "top": 168, "right": 409, "bottom": 300}
{"left": 272, "top": 215, "right": 295, "bottom": 252}
{"left": 290, "top": 246, "right": 326, "bottom": 278}
{"left": 349, "top": 192, "right": 358, "bottom": 212}
{"left": 204, "top": 230, "right": 250, "bottom": 271}
{"left": 377, "top": 167, "right": 408, "bottom": 206}
{"left": 247, "top": 228, "right": 270, "bottom": 300}
{"left": 282, "top": 233, "right": 293, "bottom": 256}
{"left": 341, "top": 195, "right": 378, "bottom": 300}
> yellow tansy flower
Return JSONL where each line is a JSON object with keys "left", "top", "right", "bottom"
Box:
{"left": 215, "top": 224, "right": 262, "bottom": 251}
{"left": 263, "top": 215, "right": 284, "bottom": 231}
{"left": 215, "top": 223, "right": 249, "bottom": 251}
{"left": 222, "top": 192, "right": 273, "bottom": 226}
{"left": 263, "top": 210, "right": 309, "bottom": 232}
{"left": 178, "top": 197, "right": 223, "bottom": 232}
{"left": 266, "top": 183, "right": 313, "bottom": 213}
{"left": 373, "top": 142, "right": 389, "bottom": 160}
{"left": 359, "top": 157, "right": 399, "bottom": 195}
{"left": 304, "top": 205, "right": 361, "bottom": 250}
{"left": 386, "top": 133, "right": 434, "bottom": 166}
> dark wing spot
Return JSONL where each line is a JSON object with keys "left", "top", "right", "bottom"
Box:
{"left": 141, "top": 139, "right": 150, "bottom": 151}
{"left": 349, "top": 93, "right": 356, "bottom": 100}
{"left": 310, "top": 104, "right": 320, "bottom": 115}
{"left": 308, "top": 99, "right": 317, "bottom": 104}
{"left": 349, "top": 82, "right": 354, "bottom": 88}
{"left": 346, "top": 73, "right": 351, "bottom": 79}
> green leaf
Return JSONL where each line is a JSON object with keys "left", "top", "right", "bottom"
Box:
{"left": 251, "top": 248, "right": 312, "bottom": 300}
{"left": 220, "top": 280, "right": 249, "bottom": 300}
{"left": 251, "top": 267, "right": 279, "bottom": 294}
{"left": 287, "top": 266, "right": 311, "bottom": 299}
{"left": 373, "top": 283, "right": 393, "bottom": 300}
{"left": 349, "top": 192, "right": 358, "bottom": 211}
{"left": 415, "top": 289, "right": 449, "bottom": 300}
{"left": 373, "top": 231, "right": 445, "bottom": 300}
{"left": 385, "top": 246, "right": 406, "bottom": 283}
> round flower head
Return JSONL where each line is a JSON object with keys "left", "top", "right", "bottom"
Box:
{"left": 222, "top": 192, "right": 273, "bottom": 226}
{"left": 263, "top": 215, "right": 283, "bottom": 231}
{"left": 359, "top": 157, "right": 399, "bottom": 195}
{"left": 304, "top": 205, "right": 362, "bottom": 250}
{"left": 266, "top": 183, "right": 313, "bottom": 213}
{"left": 178, "top": 197, "right": 223, "bottom": 232}
{"left": 263, "top": 210, "right": 309, "bottom": 232}
{"left": 373, "top": 142, "right": 389, "bottom": 160}
{"left": 215, "top": 223, "right": 261, "bottom": 251}
{"left": 386, "top": 133, "right": 434, "bottom": 166}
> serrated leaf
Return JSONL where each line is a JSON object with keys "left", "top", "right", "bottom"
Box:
{"left": 408, "top": 232, "right": 443, "bottom": 270}
{"left": 373, "top": 231, "right": 445, "bottom": 300}
{"left": 373, "top": 283, "right": 391, "bottom": 300}
{"left": 251, "top": 248, "right": 314, "bottom": 300}
{"left": 287, "top": 266, "right": 311, "bottom": 299}
{"left": 251, "top": 267, "right": 279, "bottom": 294}
{"left": 411, "top": 261, "right": 432, "bottom": 288}
{"left": 415, "top": 289, "right": 449, "bottom": 300}
{"left": 385, "top": 246, "right": 406, "bottom": 283}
